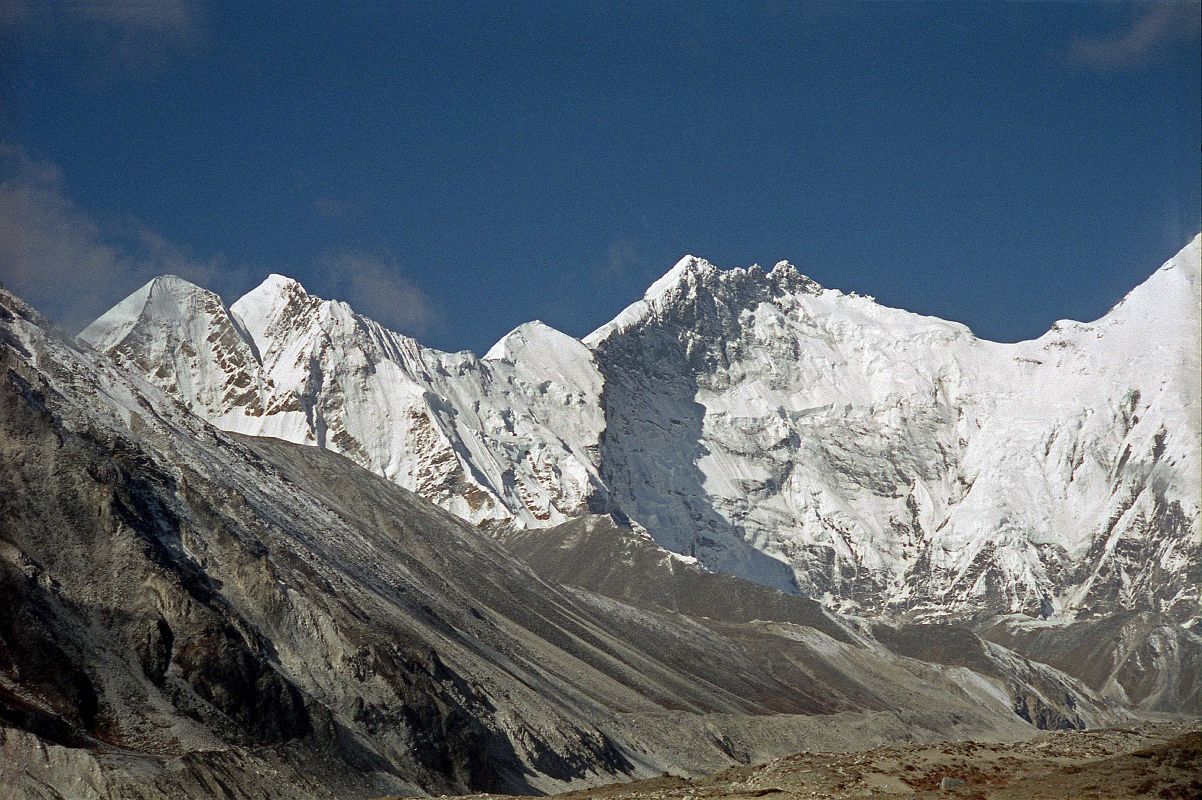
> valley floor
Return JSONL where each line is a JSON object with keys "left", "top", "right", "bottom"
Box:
{"left": 425, "top": 720, "right": 1200, "bottom": 800}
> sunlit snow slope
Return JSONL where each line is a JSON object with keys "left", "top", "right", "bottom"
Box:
{"left": 81, "top": 235, "right": 1202, "bottom": 621}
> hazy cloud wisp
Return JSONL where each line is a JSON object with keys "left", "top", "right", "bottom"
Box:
{"left": 0, "top": 144, "right": 232, "bottom": 331}
{"left": 1071, "top": 3, "right": 1202, "bottom": 68}
{"left": 599, "top": 238, "right": 643, "bottom": 280}
{"left": 1, "top": 0, "right": 205, "bottom": 77}
{"left": 319, "top": 253, "right": 440, "bottom": 339}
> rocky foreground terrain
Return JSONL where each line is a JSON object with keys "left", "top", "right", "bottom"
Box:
{"left": 435, "top": 721, "right": 1200, "bottom": 800}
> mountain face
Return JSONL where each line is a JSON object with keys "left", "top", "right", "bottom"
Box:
{"left": 79, "top": 236, "right": 1202, "bottom": 623}
{"left": 81, "top": 274, "right": 606, "bottom": 530}
{"left": 3, "top": 287, "right": 1127, "bottom": 797}
{"left": 588, "top": 241, "right": 1201, "bottom": 623}
{"left": 978, "top": 611, "right": 1201, "bottom": 714}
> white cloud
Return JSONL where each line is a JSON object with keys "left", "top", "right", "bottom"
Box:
{"left": 1071, "top": 3, "right": 1201, "bottom": 68}
{"left": 318, "top": 252, "right": 440, "bottom": 338}
{"left": 0, "top": 144, "right": 235, "bottom": 331}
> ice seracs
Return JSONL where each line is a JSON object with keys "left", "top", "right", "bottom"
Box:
{"left": 81, "top": 234, "right": 1202, "bottom": 622}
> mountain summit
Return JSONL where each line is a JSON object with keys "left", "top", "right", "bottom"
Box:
{"left": 80, "top": 236, "right": 1202, "bottom": 622}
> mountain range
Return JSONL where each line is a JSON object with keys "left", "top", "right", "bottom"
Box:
{"left": 0, "top": 236, "right": 1197, "bottom": 797}
{"left": 79, "top": 235, "right": 1202, "bottom": 623}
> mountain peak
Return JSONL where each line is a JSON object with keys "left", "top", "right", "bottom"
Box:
{"left": 584, "top": 254, "right": 827, "bottom": 347}
{"left": 79, "top": 274, "right": 219, "bottom": 350}
{"left": 148, "top": 273, "right": 206, "bottom": 292}
{"left": 767, "top": 259, "right": 824, "bottom": 294}
{"left": 253, "top": 273, "right": 310, "bottom": 299}
{"left": 484, "top": 319, "right": 588, "bottom": 364}
{"left": 229, "top": 273, "right": 320, "bottom": 349}
{"left": 583, "top": 255, "right": 720, "bottom": 346}
{"left": 643, "top": 254, "right": 718, "bottom": 300}
{"left": 231, "top": 273, "right": 313, "bottom": 315}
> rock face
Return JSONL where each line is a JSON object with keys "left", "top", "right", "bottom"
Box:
{"left": 79, "top": 236, "right": 1202, "bottom": 622}
{"left": 3, "top": 286, "right": 1127, "bottom": 797}
{"left": 978, "top": 612, "right": 1202, "bottom": 715}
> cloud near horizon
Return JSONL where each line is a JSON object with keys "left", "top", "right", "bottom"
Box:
{"left": 1071, "top": 2, "right": 1201, "bottom": 68}
{"left": 0, "top": 146, "right": 440, "bottom": 341}
{"left": 0, "top": 144, "right": 234, "bottom": 331}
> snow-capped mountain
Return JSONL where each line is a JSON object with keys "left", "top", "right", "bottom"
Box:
{"left": 1, "top": 283, "right": 1129, "bottom": 797}
{"left": 589, "top": 240, "right": 1200, "bottom": 622}
{"left": 79, "top": 235, "right": 1202, "bottom": 622}
{"left": 82, "top": 273, "right": 606, "bottom": 528}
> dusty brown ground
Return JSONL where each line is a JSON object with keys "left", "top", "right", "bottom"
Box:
{"left": 428, "top": 720, "right": 1200, "bottom": 799}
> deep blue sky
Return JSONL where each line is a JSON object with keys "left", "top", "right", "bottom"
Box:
{"left": 1, "top": 1, "right": 1199, "bottom": 352}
